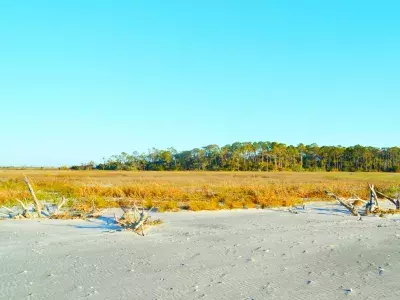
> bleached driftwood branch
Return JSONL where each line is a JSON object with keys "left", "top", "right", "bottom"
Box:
{"left": 16, "top": 199, "right": 33, "bottom": 218}
{"left": 364, "top": 184, "right": 381, "bottom": 215}
{"left": 325, "top": 190, "right": 360, "bottom": 216}
{"left": 1, "top": 206, "right": 17, "bottom": 218}
{"left": 375, "top": 190, "right": 400, "bottom": 210}
{"left": 24, "top": 175, "right": 42, "bottom": 217}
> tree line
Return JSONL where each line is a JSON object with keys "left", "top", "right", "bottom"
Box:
{"left": 71, "top": 142, "right": 400, "bottom": 172}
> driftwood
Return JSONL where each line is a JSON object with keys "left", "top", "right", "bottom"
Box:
{"left": 56, "top": 196, "right": 67, "bottom": 212}
{"left": 49, "top": 199, "right": 104, "bottom": 219}
{"left": 326, "top": 184, "right": 400, "bottom": 217}
{"left": 1, "top": 176, "right": 162, "bottom": 235}
{"left": 115, "top": 202, "right": 158, "bottom": 236}
{"left": 16, "top": 199, "right": 33, "bottom": 218}
{"left": 325, "top": 191, "right": 360, "bottom": 216}
{"left": 24, "top": 176, "right": 42, "bottom": 217}
{"left": 364, "top": 184, "right": 380, "bottom": 215}
{"left": 375, "top": 190, "right": 400, "bottom": 210}
{"left": 1, "top": 206, "right": 17, "bottom": 218}
{"left": 2, "top": 176, "right": 102, "bottom": 220}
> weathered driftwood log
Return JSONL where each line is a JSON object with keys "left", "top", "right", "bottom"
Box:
{"left": 1, "top": 206, "right": 18, "bottom": 218}
{"left": 325, "top": 190, "right": 360, "bottom": 216}
{"left": 375, "top": 190, "right": 400, "bottom": 210}
{"left": 364, "top": 184, "right": 381, "bottom": 215}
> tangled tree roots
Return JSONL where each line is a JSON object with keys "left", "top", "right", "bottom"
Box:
{"left": 114, "top": 202, "right": 162, "bottom": 236}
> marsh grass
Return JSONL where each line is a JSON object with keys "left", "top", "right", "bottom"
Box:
{"left": 1, "top": 170, "right": 399, "bottom": 211}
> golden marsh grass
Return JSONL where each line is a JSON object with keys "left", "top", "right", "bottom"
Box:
{"left": 1, "top": 170, "right": 400, "bottom": 211}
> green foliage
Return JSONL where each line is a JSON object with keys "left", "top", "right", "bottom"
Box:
{"left": 72, "top": 143, "right": 400, "bottom": 173}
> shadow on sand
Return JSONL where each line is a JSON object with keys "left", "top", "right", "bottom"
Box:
{"left": 309, "top": 206, "right": 353, "bottom": 216}
{"left": 74, "top": 216, "right": 122, "bottom": 231}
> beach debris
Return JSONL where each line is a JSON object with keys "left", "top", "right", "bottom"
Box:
{"left": 325, "top": 184, "right": 400, "bottom": 217}
{"left": 325, "top": 191, "right": 362, "bottom": 216}
{"left": 114, "top": 201, "right": 162, "bottom": 236}
{"left": 1, "top": 175, "right": 104, "bottom": 220}
{"left": 375, "top": 190, "right": 400, "bottom": 210}
{"left": 2, "top": 194, "right": 167, "bottom": 235}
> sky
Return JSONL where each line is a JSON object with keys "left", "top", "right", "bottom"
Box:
{"left": 1, "top": 0, "right": 400, "bottom": 166}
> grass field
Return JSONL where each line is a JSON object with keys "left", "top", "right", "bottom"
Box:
{"left": 1, "top": 170, "right": 400, "bottom": 211}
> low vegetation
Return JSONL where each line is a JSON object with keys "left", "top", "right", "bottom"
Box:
{"left": 1, "top": 170, "right": 400, "bottom": 212}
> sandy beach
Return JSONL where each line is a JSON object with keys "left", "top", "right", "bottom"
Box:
{"left": 1, "top": 202, "right": 400, "bottom": 300}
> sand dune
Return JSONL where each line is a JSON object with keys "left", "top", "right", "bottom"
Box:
{"left": 1, "top": 202, "right": 400, "bottom": 300}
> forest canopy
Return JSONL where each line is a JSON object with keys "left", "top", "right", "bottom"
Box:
{"left": 71, "top": 142, "right": 400, "bottom": 172}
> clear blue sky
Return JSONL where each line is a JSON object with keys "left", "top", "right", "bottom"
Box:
{"left": 1, "top": 0, "right": 399, "bottom": 166}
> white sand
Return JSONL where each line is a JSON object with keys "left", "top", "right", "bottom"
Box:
{"left": 1, "top": 202, "right": 400, "bottom": 300}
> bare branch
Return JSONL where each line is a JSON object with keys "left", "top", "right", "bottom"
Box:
{"left": 56, "top": 196, "right": 67, "bottom": 212}
{"left": 369, "top": 184, "right": 380, "bottom": 207}
{"left": 1, "top": 206, "right": 16, "bottom": 214}
{"left": 325, "top": 190, "right": 360, "bottom": 216}
{"left": 24, "top": 175, "right": 42, "bottom": 217}
{"left": 375, "top": 190, "right": 400, "bottom": 209}
{"left": 16, "top": 199, "right": 28, "bottom": 210}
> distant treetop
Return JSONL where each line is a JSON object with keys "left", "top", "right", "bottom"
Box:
{"left": 70, "top": 142, "right": 400, "bottom": 173}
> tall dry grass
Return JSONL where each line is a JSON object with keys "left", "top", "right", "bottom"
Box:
{"left": 1, "top": 170, "right": 399, "bottom": 211}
